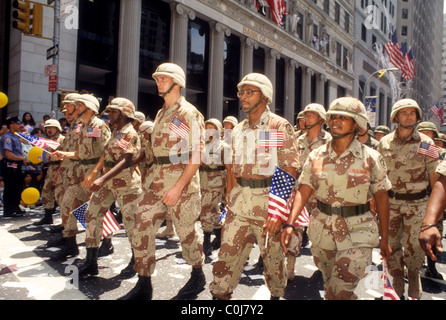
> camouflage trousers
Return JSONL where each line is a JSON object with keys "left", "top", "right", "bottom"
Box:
{"left": 41, "top": 165, "right": 61, "bottom": 210}
{"left": 200, "top": 186, "right": 224, "bottom": 233}
{"left": 387, "top": 200, "right": 427, "bottom": 299}
{"left": 85, "top": 186, "right": 142, "bottom": 248}
{"left": 308, "top": 210, "right": 379, "bottom": 300}
{"left": 132, "top": 190, "right": 204, "bottom": 277}
{"left": 210, "top": 210, "right": 286, "bottom": 299}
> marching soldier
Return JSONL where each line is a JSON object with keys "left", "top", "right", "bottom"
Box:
{"left": 374, "top": 125, "right": 391, "bottom": 142}
{"left": 34, "top": 119, "right": 65, "bottom": 225}
{"left": 378, "top": 99, "right": 439, "bottom": 299}
{"left": 281, "top": 97, "right": 392, "bottom": 300}
{"left": 51, "top": 94, "right": 111, "bottom": 260}
{"left": 357, "top": 122, "right": 379, "bottom": 149}
{"left": 210, "top": 73, "right": 299, "bottom": 300}
{"left": 79, "top": 98, "right": 142, "bottom": 279}
{"left": 417, "top": 121, "right": 439, "bottom": 141}
{"left": 120, "top": 63, "right": 205, "bottom": 300}
{"left": 200, "top": 118, "right": 230, "bottom": 258}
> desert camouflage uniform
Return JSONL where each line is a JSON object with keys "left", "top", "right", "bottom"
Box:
{"left": 285, "top": 129, "right": 332, "bottom": 257}
{"left": 299, "top": 138, "right": 391, "bottom": 300}
{"left": 210, "top": 107, "right": 299, "bottom": 299}
{"left": 132, "top": 96, "right": 205, "bottom": 277}
{"left": 57, "top": 121, "right": 82, "bottom": 238}
{"left": 61, "top": 117, "right": 110, "bottom": 238}
{"left": 85, "top": 122, "right": 141, "bottom": 248}
{"left": 378, "top": 130, "right": 439, "bottom": 299}
{"left": 199, "top": 138, "right": 230, "bottom": 233}
{"left": 41, "top": 133, "right": 65, "bottom": 210}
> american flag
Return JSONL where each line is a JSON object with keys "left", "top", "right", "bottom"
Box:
{"left": 384, "top": 31, "right": 406, "bottom": 72}
{"left": 71, "top": 203, "right": 121, "bottom": 239}
{"left": 383, "top": 266, "right": 400, "bottom": 300}
{"left": 15, "top": 132, "right": 60, "bottom": 150}
{"left": 404, "top": 47, "right": 416, "bottom": 80}
{"left": 430, "top": 102, "right": 444, "bottom": 124}
{"left": 268, "top": 0, "right": 287, "bottom": 26}
{"left": 87, "top": 127, "right": 101, "bottom": 138}
{"left": 170, "top": 117, "right": 190, "bottom": 139}
{"left": 116, "top": 133, "right": 130, "bottom": 150}
{"left": 268, "top": 166, "right": 296, "bottom": 223}
{"left": 259, "top": 131, "right": 283, "bottom": 147}
{"left": 418, "top": 142, "right": 440, "bottom": 159}
{"left": 218, "top": 205, "right": 229, "bottom": 225}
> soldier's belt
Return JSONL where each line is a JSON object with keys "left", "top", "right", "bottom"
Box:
{"left": 79, "top": 158, "right": 100, "bottom": 166}
{"left": 200, "top": 166, "right": 225, "bottom": 173}
{"left": 48, "top": 161, "right": 61, "bottom": 166}
{"left": 153, "top": 154, "right": 191, "bottom": 165}
{"left": 104, "top": 161, "right": 116, "bottom": 168}
{"left": 388, "top": 189, "right": 427, "bottom": 201}
{"left": 237, "top": 177, "right": 272, "bottom": 189}
{"left": 317, "top": 200, "right": 371, "bottom": 218}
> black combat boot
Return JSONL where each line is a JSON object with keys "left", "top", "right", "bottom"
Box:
{"left": 173, "top": 267, "right": 206, "bottom": 300}
{"left": 33, "top": 209, "right": 54, "bottom": 226}
{"left": 211, "top": 228, "right": 222, "bottom": 250}
{"left": 203, "top": 232, "right": 212, "bottom": 256}
{"left": 78, "top": 247, "right": 99, "bottom": 279}
{"left": 51, "top": 236, "right": 79, "bottom": 261}
{"left": 98, "top": 237, "right": 114, "bottom": 257}
{"left": 118, "top": 251, "right": 136, "bottom": 279}
{"left": 118, "top": 275, "right": 153, "bottom": 300}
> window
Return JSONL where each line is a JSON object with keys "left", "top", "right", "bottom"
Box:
{"left": 361, "top": 24, "right": 367, "bottom": 42}
{"left": 335, "top": 2, "right": 340, "bottom": 24}
{"left": 401, "top": 26, "right": 408, "bottom": 36}
{"left": 343, "top": 47, "right": 349, "bottom": 70}
{"left": 324, "top": 0, "right": 330, "bottom": 14}
{"left": 402, "top": 8, "right": 408, "bottom": 19}
{"left": 345, "top": 13, "right": 350, "bottom": 33}
{"left": 336, "top": 42, "right": 342, "bottom": 66}
{"left": 296, "top": 12, "right": 304, "bottom": 39}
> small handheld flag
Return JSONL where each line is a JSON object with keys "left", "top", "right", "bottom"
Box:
{"left": 15, "top": 132, "right": 60, "bottom": 150}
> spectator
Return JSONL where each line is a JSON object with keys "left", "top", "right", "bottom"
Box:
{"left": 58, "top": 117, "right": 69, "bottom": 134}
{"left": 22, "top": 112, "right": 36, "bottom": 134}
{"left": 39, "top": 115, "right": 51, "bottom": 132}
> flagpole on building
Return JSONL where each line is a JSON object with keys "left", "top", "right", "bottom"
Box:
{"left": 51, "top": 0, "right": 60, "bottom": 119}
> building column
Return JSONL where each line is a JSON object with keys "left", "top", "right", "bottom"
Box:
{"left": 169, "top": 3, "right": 195, "bottom": 73}
{"left": 208, "top": 22, "right": 231, "bottom": 120}
{"left": 285, "top": 59, "right": 297, "bottom": 124}
{"left": 240, "top": 37, "right": 258, "bottom": 78}
{"left": 116, "top": 0, "right": 142, "bottom": 104}
{"left": 327, "top": 79, "right": 338, "bottom": 104}
{"left": 316, "top": 73, "right": 326, "bottom": 106}
{"left": 265, "top": 49, "right": 280, "bottom": 112}
{"left": 302, "top": 66, "right": 313, "bottom": 107}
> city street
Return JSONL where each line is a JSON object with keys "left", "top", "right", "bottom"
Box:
{"left": 1, "top": 205, "right": 446, "bottom": 305}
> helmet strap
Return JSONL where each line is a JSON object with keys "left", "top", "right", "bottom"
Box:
{"left": 305, "top": 119, "right": 323, "bottom": 131}
{"left": 331, "top": 131, "right": 356, "bottom": 140}
{"left": 159, "top": 83, "right": 177, "bottom": 98}
{"left": 243, "top": 97, "right": 267, "bottom": 114}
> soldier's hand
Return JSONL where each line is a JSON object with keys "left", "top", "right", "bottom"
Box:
{"left": 82, "top": 173, "right": 96, "bottom": 188}
{"left": 262, "top": 216, "right": 282, "bottom": 237}
{"left": 163, "top": 185, "right": 182, "bottom": 206}
{"left": 89, "top": 178, "right": 104, "bottom": 192}
{"left": 51, "top": 151, "right": 62, "bottom": 161}
{"left": 280, "top": 227, "right": 294, "bottom": 254}
{"left": 419, "top": 227, "right": 443, "bottom": 261}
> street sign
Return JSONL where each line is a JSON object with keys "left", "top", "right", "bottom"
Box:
{"left": 44, "top": 64, "right": 58, "bottom": 77}
{"left": 49, "top": 75, "right": 58, "bottom": 92}
{"left": 46, "top": 44, "right": 59, "bottom": 60}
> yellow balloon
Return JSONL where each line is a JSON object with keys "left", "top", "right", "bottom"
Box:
{"left": 28, "top": 146, "right": 43, "bottom": 164}
{"left": 0, "top": 92, "right": 8, "bottom": 108}
{"left": 21, "top": 187, "right": 40, "bottom": 205}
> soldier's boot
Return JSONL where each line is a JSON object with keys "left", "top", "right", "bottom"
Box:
{"left": 78, "top": 248, "right": 99, "bottom": 279}
{"left": 51, "top": 236, "right": 79, "bottom": 261}
{"left": 33, "top": 209, "right": 54, "bottom": 226}
{"left": 98, "top": 237, "right": 114, "bottom": 257}
{"left": 156, "top": 219, "right": 175, "bottom": 239}
{"left": 427, "top": 255, "right": 444, "bottom": 280}
{"left": 118, "top": 275, "right": 153, "bottom": 300}
{"left": 173, "top": 267, "right": 206, "bottom": 300}
{"left": 203, "top": 232, "right": 212, "bottom": 256}
{"left": 118, "top": 251, "right": 136, "bottom": 279}
{"left": 286, "top": 255, "right": 296, "bottom": 281}
{"left": 211, "top": 228, "right": 222, "bottom": 251}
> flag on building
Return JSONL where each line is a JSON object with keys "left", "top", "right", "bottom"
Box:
{"left": 170, "top": 117, "right": 190, "bottom": 139}
{"left": 430, "top": 102, "right": 444, "bottom": 124}
{"left": 268, "top": 166, "right": 296, "bottom": 223}
{"left": 71, "top": 202, "right": 121, "bottom": 239}
{"left": 268, "top": 0, "right": 287, "bottom": 26}
{"left": 15, "top": 132, "right": 60, "bottom": 150}
{"left": 259, "top": 131, "right": 284, "bottom": 147}
{"left": 405, "top": 47, "right": 416, "bottom": 80}
{"left": 384, "top": 31, "right": 406, "bottom": 73}
{"left": 418, "top": 142, "right": 440, "bottom": 159}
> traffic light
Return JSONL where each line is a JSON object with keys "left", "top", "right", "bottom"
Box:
{"left": 12, "top": 0, "right": 30, "bottom": 34}
{"left": 31, "top": 4, "right": 43, "bottom": 36}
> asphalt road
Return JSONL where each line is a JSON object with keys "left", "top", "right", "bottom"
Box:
{"left": 1, "top": 205, "right": 446, "bottom": 306}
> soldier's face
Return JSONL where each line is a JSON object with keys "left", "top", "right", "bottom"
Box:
{"left": 45, "top": 127, "right": 58, "bottom": 138}
{"left": 329, "top": 115, "right": 357, "bottom": 135}
{"left": 419, "top": 130, "right": 435, "bottom": 140}
{"left": 374, "top": 133, "right": 386, "bottom": 141}
{"left": 396, "top": 107, "right": 417, "bottom": 127}
{"left": 109, "top": 109, "right": 122, "bottom": 125}
{"left": 304, "top": 111, "right": 320, "bottom": 127}
{"left": 155, "top": 75, "right": 174, "bottom": 95}
{"left": 205, "top": 123, "right": 218, "bottom": 142}
{"left": 239, "top": 85, "right": 264, "bottom": 113}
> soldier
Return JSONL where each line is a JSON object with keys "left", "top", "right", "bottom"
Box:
{"left": 294, "top": 111, "right": 307, "bottom": 138}
{"left": 281, "top": 97, "right": 392, "bottom": 300}
{"left": 0, "top": 117, "right": 25, "bottom": 217}
{"left": 357, "top": 122, "right": 379, "bottom": 149}
{"left": 200, "top": 118, "right": 230, "bottom": 258}
{"left": 374, "top": 125, "right": 391, "bottom": 141}
{"left": 378, "top": 99, "right": 439, "bottom": 299}
{"left": 210, "top": 73, "right": 299, "bottom": 300}
{"left": 51, "top": 94, "right": 111, "bottom": 261}
{"left": 133, "top": 111, "right": 146, "bottom": 132}
{"left": 417, "top": 121, "right": 439, "bottom": 140}
{"left": 134, "top": 121, "right": 154, "bottom": 180}
{"left": 34, "top": 119, "right": 65, "bottom": 225}
{"left": 286, "top": 103, "right": 331, "bottom": 281}
{"left": 119, "top": 63, "right": 205, "bottom": 300}
{"left": 78, "top": 98, "right": 142, "bottom": 279}
{"left": 434, "top": 133, "right": 446, "bottom": 149}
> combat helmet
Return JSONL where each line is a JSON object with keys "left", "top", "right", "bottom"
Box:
{"left": 205, "top": 118, "right": 223, "bottom": 135}
{"left": 76, "top": 94, "right": 100, "bottom": 115}
{"left": 106, "top": 97, "right": 136, "bottom": 119}
{"left": 44, "top": 119, "right": 62, "bottom": 132}
{"left": 303, "top": 103, "right": 327, "bottom": 123}
{"left": 152, "top": 63, "right": 186, "bottom": 88}
{"left": 390, "top": 99, "right": 422, "bottom": 124}
{"left": 374, "top": 125, "right": 390, "bottom": 135}
{"left": 326, "top": 97, "right": 369, "bottom": 131}
{"left": 237, "top": 73, "right": 273, "bottom": 104}
{"left": 417, "top": 121, "right": 439, "bottom": 138}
